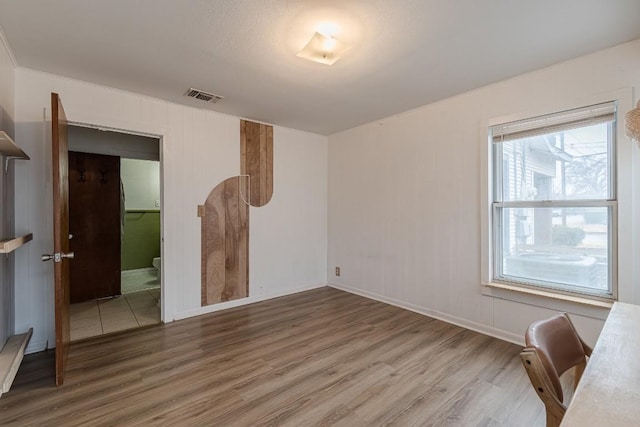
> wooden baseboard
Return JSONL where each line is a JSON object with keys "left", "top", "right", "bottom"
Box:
{"left": 0, "top": 328, "right": 33, "bottom": 397}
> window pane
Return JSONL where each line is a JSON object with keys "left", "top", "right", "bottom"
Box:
{"left": 497, "top": 206, "right": 610, "bottom": 294}
{"left": 495, "top": 123, "right": 610, "bottom": 202}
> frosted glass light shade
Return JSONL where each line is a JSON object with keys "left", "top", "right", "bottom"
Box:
{"left": 296, "top": 32, "right": 349, "bottom": 65}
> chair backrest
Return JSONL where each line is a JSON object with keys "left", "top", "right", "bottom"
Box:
{"left": 521, "top": 313, "right": 591, "bottom": 427}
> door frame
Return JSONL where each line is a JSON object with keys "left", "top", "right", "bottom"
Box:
{"left": 65, "top": 118, "right": 166, "bottom": 323}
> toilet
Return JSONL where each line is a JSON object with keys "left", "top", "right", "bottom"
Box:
{"left": 152, "top": 257, "right": 161, "bottom": 279}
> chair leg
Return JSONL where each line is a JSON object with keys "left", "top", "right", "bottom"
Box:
{"left": 546, "top": 407, "right": 564, "bottom": 427}
{"left": 574, "top": 360, "right": 586, "bottom": 389}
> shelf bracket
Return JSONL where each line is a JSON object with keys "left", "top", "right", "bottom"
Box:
{"left": 1, "top": 131, "right": 30, "bottom": 172}
{"left": 4, "top": 156, "right": 18, "bottom": 173}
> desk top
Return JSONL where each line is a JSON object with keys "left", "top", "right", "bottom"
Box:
{"left": 561, "top": 302, "right": 640, "bottom": 426}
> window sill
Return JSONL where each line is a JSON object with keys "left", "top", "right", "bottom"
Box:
{"left": 482, "top": 281, "right": 614, "bottom": 310}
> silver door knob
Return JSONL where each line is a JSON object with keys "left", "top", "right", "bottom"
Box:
{"left": 68, "top": 234, "right": 73, "bottom": 240}
{"left": 41, "top": 252, "right": 74, "bottom": 262}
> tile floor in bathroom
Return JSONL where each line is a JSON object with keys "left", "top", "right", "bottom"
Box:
{"left": 70, "top": 269, "right": 161, "bottom": 341}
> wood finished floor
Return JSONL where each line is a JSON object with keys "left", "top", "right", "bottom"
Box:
{"left": 0, "top": 287, "right": 546, "bottom": 426}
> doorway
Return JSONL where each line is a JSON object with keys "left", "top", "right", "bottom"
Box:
{"left": 66, "top": 125, "right": 162, "bottom": 341}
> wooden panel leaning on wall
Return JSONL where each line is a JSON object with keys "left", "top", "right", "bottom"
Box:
{"left": 199, "top": 120, "right": 273, "bottom": 307}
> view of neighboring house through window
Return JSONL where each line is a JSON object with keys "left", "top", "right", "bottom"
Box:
{"left": 491, "top": 102, "right": 617, "bottom": 299}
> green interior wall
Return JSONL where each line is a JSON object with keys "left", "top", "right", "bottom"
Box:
{"left": 121, "top": 211, "right": 160, "bottom": 270}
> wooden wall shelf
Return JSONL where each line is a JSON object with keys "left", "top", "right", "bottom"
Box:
{"left": 0, "top": 131, "right": 32, "bottom": 394}
{"left": 0, "top": 131, "right": 29, "bottom": 160}
{"left": 0, "top": 328, "right": 32, "bottom": 397}
{"left": 0, "top": 234, "right": 33, "bottom": 254}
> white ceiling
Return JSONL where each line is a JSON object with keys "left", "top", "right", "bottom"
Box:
{"left": 1, "top": 1, "right": 639, "bottom": 135}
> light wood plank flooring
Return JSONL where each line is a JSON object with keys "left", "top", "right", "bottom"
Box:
{"left": 0, "top": 287, "right": 545, "bottom": 426}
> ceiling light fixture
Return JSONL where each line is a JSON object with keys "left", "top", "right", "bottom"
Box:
{"left": 625, "top": 101, "right": 640, "bottom": 143}
{"left": 296, "top": 32, "right": 349, "bottom": 65}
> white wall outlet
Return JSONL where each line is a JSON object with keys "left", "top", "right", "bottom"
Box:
{"left": 154, "top": 200, "right": 160, "bottom": 208}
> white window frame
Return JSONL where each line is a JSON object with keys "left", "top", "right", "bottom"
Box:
{"left": 480, "top": 89, "right": 635, "bottom": 307}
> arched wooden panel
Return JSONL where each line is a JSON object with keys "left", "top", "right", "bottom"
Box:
{"left": 200, "top": 120, "right": 273, "bottom": 307}
{"left": 200, "top": 176, "right": 249, "bottom": 306}
{"left": 240, "top": 120, "right": 273, "bottom": 207}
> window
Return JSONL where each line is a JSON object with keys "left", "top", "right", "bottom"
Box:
{"left": 490, "top": 102, "right": 617, "bottom": 299}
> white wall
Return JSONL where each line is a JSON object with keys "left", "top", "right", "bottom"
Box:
{"left": 0, "top": 32, "right": 14, "bottom": 137}
{"left": 328, "top": 38, "right": 640, "bottom": 347}
{"left": 0, "top": 27, "right": 16, "bottom": 347}
{"left": 121, "top": 158, "right": 160, "bottom": 211}
{"left": 13, "top": 68, "right": 328, "bottom": 353}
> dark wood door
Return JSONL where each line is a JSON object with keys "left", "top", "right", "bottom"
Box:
{"left": 51, "top": 93, "right": 71, "bottom": 386}
{"left": 68, "top": 151, "right": 121, "bottom": 303}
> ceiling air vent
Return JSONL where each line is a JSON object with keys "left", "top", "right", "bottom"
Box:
{"left": 184, "top": 88, "right": 224, "bottom": 103}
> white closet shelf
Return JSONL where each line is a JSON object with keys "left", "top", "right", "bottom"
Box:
{"left": 0, "top": 131, "right": 29, "bottom": 160}
{"left": 0, "top": 234, "right": 33, "bottom": 254}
